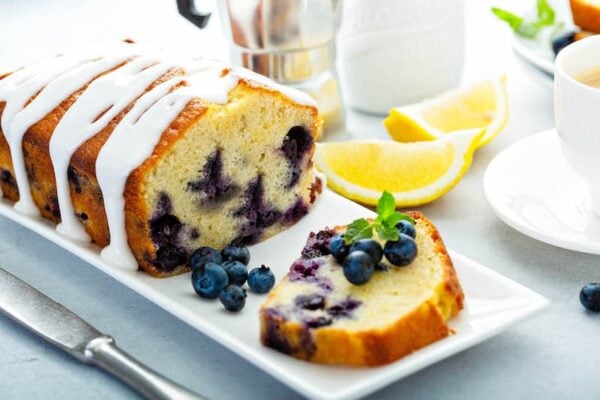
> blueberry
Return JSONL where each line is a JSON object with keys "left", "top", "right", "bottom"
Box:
{"left": 281, "top": 126, "right": 313, "bottom": 187}
{"left": 327, "top": 298, "right": 361, "bottom": 317}
{"left": 191, "top": 262, "right": 229, "bottom": 299}
{"left": 580, "top": 283, "right": 600, "bottom": 312}
{"left": 221, "top": 260, "right": 248, "bottom": 286}
{"left": 306, "top": 315, "right": 332, "bottom": 328}
{"left": 349, "top": 239, "right": 383, "bottom": 265}
{"left": 342, "top": 251, "right": 374, "bottom": 285}
{"left": 219, "top": 285, "right": 247, "bottom": 312}
{"left": 281, "top": 199, "right": 309, "bottom": 224}
{"left": 221, "top": 245, "right": 251, "bottom": 266}
{"left": 301, "top": 228, "right": 336, "bottom": 259}
{"left": 384, "top": 234, "right": 418, "bottom": 266}
{"left": 248, "top": 265, "right": 276, "bottom": 293}
{"left": 295, "top": 294, "right": 326, "bottom": 310}
{"left": 154, "top": 245, "right": 186, "bottom": 271}
{"left": 186, "top": 150, "right": 237, "bottom": 205}
{"left": 188, "top": 246, "right": 222, "bottom": 270}
{"left": 150, "top": 215, "right": 182, "bottom": 244}
{"left": 396, "top": 220, "right": 416, "bottom": 239}
{"left": 328, "top": 234, "right": 349, "bottom": 263}
{"left": 552, "top": 31, "right": 576, "bottom": 56}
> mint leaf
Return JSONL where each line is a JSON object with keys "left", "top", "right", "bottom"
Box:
{"left": 389, "top": 211, "right": 415, "bottom": 226}
{"left": 344, "top": 218, "right": 372, "bottom": 245}
{"left": 491, "top": 7, "right": 523, "bottom": 30}
{"left": 492, "top": 7, "right": 539, "bottom": 38}
{"left": 492, "top": 1, "right": 559, "bottom": 40}
{"left": 537, "top": 0, "right": 555, "bottom": 26}
{"left": 517, "top": 21, "right": 542, "bottom": 38}
{"left": 376, "top": 191, "right": 396, "bottom": 220}
{"left": 375, "top": 222, "right": 398, "bottom": 242}
{"left": 375, "top": 212, "right": 413, "bottom": 241}
{"left": 344, "top": 192, "right": 415, "bottom": 245}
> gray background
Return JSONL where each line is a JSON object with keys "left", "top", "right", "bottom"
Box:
{"left": 0, "top": 0, "right": 598, "bottom": 399}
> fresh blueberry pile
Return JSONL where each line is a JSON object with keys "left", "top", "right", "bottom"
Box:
{"left": 190, "top": 245, "right": 276, "bottom": 312}
{"left": 330, "top": 220, "right": 418, "bottom": 286}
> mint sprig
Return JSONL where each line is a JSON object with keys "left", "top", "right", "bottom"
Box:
{"left": 491, "top": 0, "right": 559, "bottom": 39}
{"left": 344, "top": 218, "right": 372, "bottom": 243}
{"left": 344, "top": 191, "right": 414, "bottom": 245}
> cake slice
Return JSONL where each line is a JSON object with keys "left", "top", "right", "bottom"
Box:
{"left": 259, "top": 211, "right": 464, "bottom": 366}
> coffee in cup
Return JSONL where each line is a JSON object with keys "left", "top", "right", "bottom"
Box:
{"left": 555, "top": 35, "right": 600, "bottom": 216}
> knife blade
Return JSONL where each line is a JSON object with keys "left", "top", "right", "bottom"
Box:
{"left": 0, "top": 267, "right": 205, "bottom": 400}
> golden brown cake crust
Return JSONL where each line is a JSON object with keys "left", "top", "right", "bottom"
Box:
{"left": 407, "top": 211, "right": 465, "bottom": 315}
{"left": 260, "top": 212, "right": 464, "bottom": 366}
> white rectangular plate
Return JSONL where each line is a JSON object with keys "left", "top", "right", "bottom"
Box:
{"left": 0, "top": 189, "right": 549, "bottom": 400}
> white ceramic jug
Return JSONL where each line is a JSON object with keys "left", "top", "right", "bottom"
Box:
{"left": 337, "top": 0, "right": 465, "bottom": 114}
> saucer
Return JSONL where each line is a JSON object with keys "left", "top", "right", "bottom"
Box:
{"left": 484, "top": 129, "right": 600, "bottom": 254}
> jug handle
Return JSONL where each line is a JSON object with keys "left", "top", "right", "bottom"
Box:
{"left": 176, "top": 0, "right": 211, "bottom": 29}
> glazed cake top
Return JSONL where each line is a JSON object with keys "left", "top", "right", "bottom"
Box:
{"left": 0, "top": 42, "right": 317, "bottom": 270}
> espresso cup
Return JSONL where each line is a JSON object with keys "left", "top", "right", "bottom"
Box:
{"left": 555, "top": 35, "right": 600, "bottom": 216}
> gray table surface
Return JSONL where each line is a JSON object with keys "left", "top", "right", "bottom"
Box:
{"left": 1, "top": 0, "right": 598, "bottom": 399}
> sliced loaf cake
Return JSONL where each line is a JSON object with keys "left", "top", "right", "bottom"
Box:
{"left": 0, "top": 44, "right": 320, "bottom": 277}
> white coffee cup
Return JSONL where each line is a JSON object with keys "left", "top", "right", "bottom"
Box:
{"left": 337, "top": 0, "right": 465, "bottom": 115}
{"left": 555, "top": 35, "right": 600, "bottom": 216}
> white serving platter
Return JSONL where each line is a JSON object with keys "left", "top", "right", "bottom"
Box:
{"left": 0, "top": 189, "right": 549, "bottom": 400}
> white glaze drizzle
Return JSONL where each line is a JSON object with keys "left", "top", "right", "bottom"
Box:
{"left": 0, "top": 49, "right": 138, "bottom": 215}
{"left": 95, "top": 67, "right": 251, "bottom": 268}
{"left": 96, "top": 61, "right": 316, "bottom": 269}
{"left": 1, "top": 46, "right": 317, "bottom": 270}
{"left": 0, "top": 54, "right": 97, "bottom": 213}
{"left": 97, "top": 77, "right": 187, "bottom": 269}
{"left": 50, "top": 56, "right": 175, "bottom": 241}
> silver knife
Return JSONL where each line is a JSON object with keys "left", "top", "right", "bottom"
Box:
{"left": 0, "top": 267, "right": 205, "bottom": 400}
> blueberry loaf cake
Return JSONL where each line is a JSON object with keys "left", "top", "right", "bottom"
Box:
{"left": 259, "top": 211, "right": 464, "bottom": 366}
{"left": 0, "top": 43, "right": 320, "bottom": 277}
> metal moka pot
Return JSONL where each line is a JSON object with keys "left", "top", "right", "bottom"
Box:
{"left": 177, "top": 0, "right": 344, "bottom": 134}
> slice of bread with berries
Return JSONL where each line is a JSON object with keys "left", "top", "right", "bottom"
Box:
{"left": 571, "top": 0, "right": 600, "bottom": 33}
{"left": 259, "top": 211, "right": 464, "bottom": 366}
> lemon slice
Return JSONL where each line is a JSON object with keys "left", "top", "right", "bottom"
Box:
{"left": 314, "top": 129, "right": 483, "bottom": 207}
{"left": 384, "top": 75, "right": 508, "bottom": 148}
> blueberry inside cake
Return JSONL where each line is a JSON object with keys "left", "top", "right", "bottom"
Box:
{"left": 260, "top": 211, "right": 464, "bottom": 366}
{"left": 0, "top": 43, "right": 321, "bottom": 277}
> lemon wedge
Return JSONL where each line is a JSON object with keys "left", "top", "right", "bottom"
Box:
{"left": 384, "top": 75, "right": 508, "bottom": 148}
{"left": 314, "top": 129, "right": 483, "bottom": 207}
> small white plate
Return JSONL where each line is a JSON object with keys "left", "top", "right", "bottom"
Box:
{"left": 485, "top": 129, "right": 600, "bottom": 254}
{"left": 510, "top": 2, "right": 576, "bottom": 78}
{"left": 512, "top": 33, "right": 555, "bottom": 77}
{"left": 0, "top": 189, "right": 549, "bottom": 400}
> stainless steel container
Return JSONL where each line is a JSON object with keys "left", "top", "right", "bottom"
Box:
{"left": 177, "top": 0, "right": 344, "bottom": 134}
